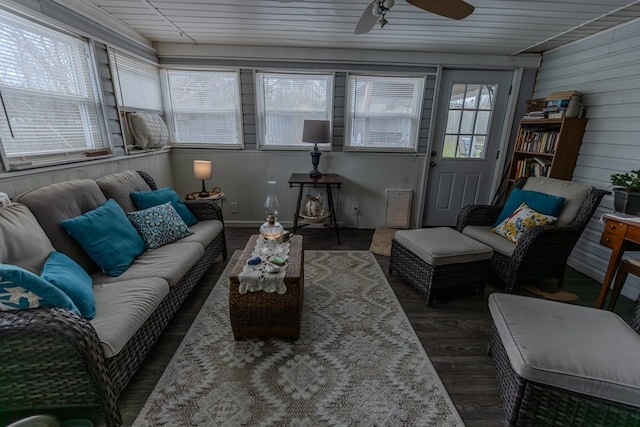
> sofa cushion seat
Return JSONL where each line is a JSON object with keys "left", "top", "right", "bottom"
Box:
{"left": 179, "top": 219, "right": 224, "bottom": 249}
{"left": 489, "top": 293, "right": 640, "bottom": 408}
{"left": 0, "top": 204, "right": 55, "bottom": 273}
{"left": 90, "top": 277, "right": 170, "bottom": 358}
{"left": 92, "top": 241, "right": 204, "bottom": 287}
{"left": 461, "top": 225, "right": 516, "bottom": 256}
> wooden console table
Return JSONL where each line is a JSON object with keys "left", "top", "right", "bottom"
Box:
{"left": 288, "top": 173, "right": 341, "bottom": 244}
{"left": 597, "top": 214, "right": 640, "bottom": 309}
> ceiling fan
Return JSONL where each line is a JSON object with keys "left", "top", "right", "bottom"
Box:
{"left": 355, "top": 0, "right": 475, "bottom": 34}
{"left": 279, "top": 0, "right": 474, "bottom": 34}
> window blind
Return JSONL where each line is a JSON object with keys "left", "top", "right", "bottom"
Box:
{"left": 255, "top": 72, "right": 333, "bottom": 147}
{"left": 164, "top": 70, "right": 241, "bottom": 145}
{"left": 109, "top": 49, "right": 163, "bottom": 111}
{"left": 345, "top": 74, "right": 425, "bottom": 151}
{"left": 0, "top": 9, "right": 110, "bottom": 168}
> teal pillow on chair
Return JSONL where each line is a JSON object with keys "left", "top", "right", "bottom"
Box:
{"left": 61, "top": 199, "right": 145, "bottom": 277}
{"left": 494, "top": 188, "right": 566, "bottom": 226}
{"left": 0, "top": 263, "right": 79, "bottom": 313}
{"left": 130, "top": 187, "right": 198, "bottom": 227}
{"left": 41, "top": 251, "right": 95, "bottom": 319}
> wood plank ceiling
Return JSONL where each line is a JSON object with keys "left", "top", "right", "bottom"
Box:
{"left": 56, "top": 0, "right": 640, "bottom": 56}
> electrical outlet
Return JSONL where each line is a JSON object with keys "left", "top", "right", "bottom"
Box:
{"left": 231, "top": 202, "right": 239, "bottom": 213}
{"left": 352, "top": 205, "right": 360, "bottom": 216}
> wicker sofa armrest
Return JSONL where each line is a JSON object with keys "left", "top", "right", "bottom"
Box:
{"left": 456, "top": 204, "right": 503, "bottom": 231}
{"left": 0, "top": 308, "right": 121, "bottom": 427}
{"left": 184, "top": 199, "right": 224, "bottom": 222}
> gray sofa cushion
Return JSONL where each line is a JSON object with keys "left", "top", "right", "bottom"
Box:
{"left": 0, "top": 204, "right": 55, "bottom": 273}
{"left": 91, "top": 277, "right": 170, "bottom": 358}
{"left": 15, "top": 180, "right": 107, "bottom": 273}
{"left": 461, "top": 225, "right": 516, "bottom": 256}
{"left": 92, "top": 241, "right": 204, "bottom": 287}
{"left": 395, "top": 227, "right": 493, "bottom": 266}
{"left": 179, "top": 219, "right": 224, "bottom": 249}
{"left": 522, "top": 177, "right": 592, "bottom": 227}
{"left": 489, "top": 293, "right": 640, "bottom": 408}
{"left": 96, "top": 170, "right": 152, "bottom": 213}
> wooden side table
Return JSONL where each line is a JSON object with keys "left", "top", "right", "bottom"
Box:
{"left": 228, "top": 235, "right": 304, "bottom": 339}
{"left": 597, "top": 214, "right": 640, "bottom": 308}
{"left": 288, "top": 173, "right": 341, "bottom": 243}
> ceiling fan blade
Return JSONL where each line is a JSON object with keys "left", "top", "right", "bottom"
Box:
{"left": 405, "top": 0, "right": 474, "bottom": 20}
{"left": 355, "top": 1, "right": 378, "bottom": 34}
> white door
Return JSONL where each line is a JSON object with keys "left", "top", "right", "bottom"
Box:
{"left": 422, "top": 70, "right": 513, "bottom": 226}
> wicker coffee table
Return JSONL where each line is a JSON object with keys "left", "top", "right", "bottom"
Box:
{"left": 228, "top": 234, "right": 304, "bottom": 340}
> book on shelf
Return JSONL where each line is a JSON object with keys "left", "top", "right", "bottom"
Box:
{"left": 514, "top": 157, "right": 552, "bottom": 179}
{"left": 516, "top": 128, "right": 558, "bottom": 153}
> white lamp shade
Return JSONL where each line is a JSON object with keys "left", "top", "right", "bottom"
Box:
{"left": 302, "top": 120, "right": 330, "bottom": 144}
{"left": 193, "top": 160, "right": 212, "bottom": 180}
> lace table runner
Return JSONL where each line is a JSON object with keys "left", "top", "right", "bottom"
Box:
{"left": 238, "top": 237, "right": 290, "bottom": 294}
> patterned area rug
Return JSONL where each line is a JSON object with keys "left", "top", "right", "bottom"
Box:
{"left": 369, "top": 228, "right": 398, "bottom": 256}
{"left": 134, "top": 251, "right": 464, "bottom": 426}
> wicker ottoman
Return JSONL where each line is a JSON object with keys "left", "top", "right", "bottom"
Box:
{"left": 228, "top": 235, "right": 304, "bottom": 340}
{"left": 488, "top": 293, "right": 640, "bottom": 426}
{"left": 389, "top": 227, "right": 493, "bottom": 305}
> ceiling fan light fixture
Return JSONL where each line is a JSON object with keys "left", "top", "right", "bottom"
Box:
{"left": 377, "top": 16, "right": 388, "bottom": 28}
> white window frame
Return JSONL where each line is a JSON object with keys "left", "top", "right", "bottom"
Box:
{"left": 108, "top": 48, "right": 163, "bottom": 112}
{"left": 0, "top": 8, "right": 111, "bottom": 170}
{"left": 162, "top": 68, "right": 243, "bottom": 148}
{"left": 344, "top": 73, "right": 426, "bottom": 153}
{"left": 255, "top": 71, "right": 334, "bottom": 150}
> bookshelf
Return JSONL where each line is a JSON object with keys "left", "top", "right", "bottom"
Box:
{"left": 507, "top": 117, "right": 588, "bottom": 189}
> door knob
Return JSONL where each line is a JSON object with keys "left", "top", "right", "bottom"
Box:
{"left": 430, "top": 161, "right": 436, "bottom": 167}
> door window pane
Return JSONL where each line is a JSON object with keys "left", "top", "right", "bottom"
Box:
{"left": 442, "top": 83, "right": 497, "bottom": 159}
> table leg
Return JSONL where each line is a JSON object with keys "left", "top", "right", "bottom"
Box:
{"left": 293, "top": 184, "right": 303, "bottom": 233}
{"left": 325, "top": 184, "right": 340, "bottom": 244}
{"left": 596, "top": 243, "right": 626, "bottom": 308}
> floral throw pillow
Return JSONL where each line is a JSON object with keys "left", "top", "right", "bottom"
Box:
{"left": 127, "top": 202, "right": 193, "bottom": 251}
{"left": 492, "top": 203, "right": 558, "bottom": 244}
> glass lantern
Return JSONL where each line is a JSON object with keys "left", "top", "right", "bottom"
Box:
{"left": 260, "top": 180, "right": 283, "bottom": 255}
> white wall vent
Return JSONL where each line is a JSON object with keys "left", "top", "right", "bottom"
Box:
{"left": 384, "top": 189, "right": 412, "bottom": 229}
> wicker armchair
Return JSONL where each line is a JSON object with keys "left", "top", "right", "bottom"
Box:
{"left": 456, "top": 176, "right": 607, "bottom": 292}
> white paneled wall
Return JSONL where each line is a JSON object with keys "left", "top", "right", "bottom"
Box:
{"left": 533, "top": 20, "right": 640, "bottom": 300}
{"left": 0, "top": 152, "right": 173, "bottom": 199}
{"left": 171, "top": 149, "right": 425, "bottom": 229}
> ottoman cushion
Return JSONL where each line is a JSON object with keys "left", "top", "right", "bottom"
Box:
{"left": 489, "top": 293, "right": 640, "bottom": 408}
{"left": 395, "top": 227, "right": 493, "bottom": 266}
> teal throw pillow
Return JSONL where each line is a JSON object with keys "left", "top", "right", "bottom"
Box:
{"left": 127, "top": 202, "right": 193, "bottom": 251}
{"left": 0, "top": 263, "right": 79, "bottom": 314}
{"left": 61, "top": 199, "right": 146, "bottom": 277}
{"left": 130, "top": 187, "right": 198, "bottom": 227}
{"left": 494, "top": 188, "right": 566, "bottom": 226}
{"left": 41, "top": 251, "right": 95, "bottom": 319}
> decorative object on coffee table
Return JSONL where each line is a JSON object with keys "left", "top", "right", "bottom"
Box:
{"left": 193, "top": 160, "right": 212, "bottom": 198}
{"left": 260, "top": 180, "right": 284, "bottom": 254}
{"left": 302, "top": 119, "right": 330, "bottom": 178}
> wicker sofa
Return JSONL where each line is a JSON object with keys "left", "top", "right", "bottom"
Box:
{"left": 0, "top": 170, "right": 227, "bottom": 426}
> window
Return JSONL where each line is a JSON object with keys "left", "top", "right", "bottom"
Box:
{"left": 345, "top": 74, "right": 425, "bottom": 151}
{"left": 163, "top": 69, "right": 242, "bottom": 146}
{"left": 0, "top": 9, "right": 110, "bottom": 169}
{"left": 442, "top": 83, "right": 497, "bottom": 159}
{"left": 255, "top": 72, "right": 333, "bottom": 148}
{"left": 108, "top": 49, "right": 163, "bottom": 111}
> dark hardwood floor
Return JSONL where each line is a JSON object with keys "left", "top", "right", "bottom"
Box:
{"left": 118, "top": 227, "right": 636, "bottom": 426}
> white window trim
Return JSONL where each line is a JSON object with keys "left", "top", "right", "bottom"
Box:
{"left": 255, "top": 70, "right": 334, "bottom": 151}
{"left": 0, "top": 10, "right": 112, "bottom": 170}
{"left": 161, "top": 68, "right": 244, "bottom": 149}
{"left": 344, "top": 72, "right": 426, "bottom": 153}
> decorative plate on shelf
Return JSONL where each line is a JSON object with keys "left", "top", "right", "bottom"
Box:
{"left": 299, "top": 212, "right": 330, "bottom": 223}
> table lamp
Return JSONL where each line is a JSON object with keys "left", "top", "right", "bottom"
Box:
{"left": 302, "top": 119, "right": 330, "bottom": 178}
{"left": 193, "top": 160, "right": 212, "bottom": 198}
